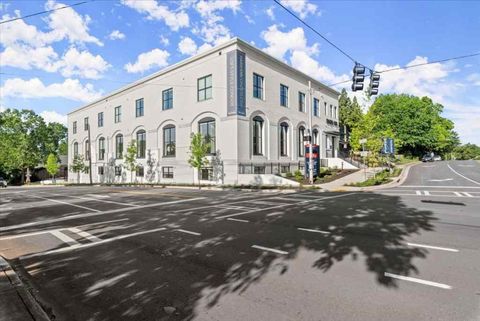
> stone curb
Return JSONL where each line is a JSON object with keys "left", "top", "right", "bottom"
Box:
{"left": 360, "top": 162, "right": 420, "bottom": 191}
{"left": 0, "top": 256, "right": 50, "bottom": 321}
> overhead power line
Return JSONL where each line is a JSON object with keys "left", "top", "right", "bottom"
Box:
{"left": 273, "top": 0, "right": 369, "bottom": 69}
{"left": 0, "top": 1, "right": 92, "bottom": 25}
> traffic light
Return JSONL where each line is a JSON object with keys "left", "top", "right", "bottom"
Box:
{"left": 369, "top": 73, "right": 380, "bottom": 95}
{"left": 351, "top": 63, "right": 365, "bottom": 92}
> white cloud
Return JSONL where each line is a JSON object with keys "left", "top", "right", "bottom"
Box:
{"left": 159, "top": 35, "right": 169, "bottom": 46}
{"left": 280, "top": 0, "right": 318, "bottom": 19}
{"left": 195, "top": 0, "right": 241, "bottom": 18}
{"left": 0, "top": 45, "right": 59, "bottom": 71}
{"left": 57, "top": 47, "right": 110, "bottom": 79}
{"left": 121, "top": 0, "right": 189, "bottom": 31}
{"left": 178, "top": 37, "right": 198, "bottom": 56}
{"left": 467, "top": 73, "right": 480, "bottom": 86}
{"left": 0, "top": 78, "right": 102, "bottom": 102}
{"left": 40, "top": 110, "right": 67, "bottom": 125}
{"left": 261, "top": 24, "right": 319, "bottom": 60}
{"left": 109, "top": 30, "right": 125, "bottom": 40}
{"left": 266, "top": 6, "right": 275, "bottom": 20}
{"left": 444, "top": 102, "right": 480, "bottom": 145}
{"left": 290, "top": 50, "right": 349, "bottom": 85}
{"left": 124, "top": 48, "right": 170, "bottom": 73}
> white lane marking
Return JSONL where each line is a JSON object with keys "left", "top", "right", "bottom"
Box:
{"left": 252, "top": 245, "right": 289, "bottom": 255}
{"left": 226, "top": 218, "right": 249, "bottom": 223}
{"left": 20, "top": 228, "right": 167, "bottom": 259}
{"left": 85, "top": 194, "right": 110, "bottom": 199}
{"left": 50, "top": 230, "right": 80, "bottom": 246}
{"left": 31, "top": 195, "right": 101, "bottom": 212}
{"left": 457, "top": 165, "right": 475, "bottom": 167}
{"left": 406, "top": 242, "right": 459, "bottom": 252}
{"left": 416, "top": 191, "right": 422, "bottom": 195}
{"left": 68, "top": 227, "right": 101, "bottom": 242}
{"left": 384, "top": 272, "right": 452, "bottom": 289}
{"left": 463, "top": 192, "right": 474, "bottom": 198}
{"left": 176, "top": 229, "right": 201, "bottom": 236}
{"left": 297, "top": 227, "right": 330, "bottom": 234}
{"left": 428, "top": 179, "right": 453, "bottom": 182}
{"left": 0, "top": 197, "right": 206, "bottom": 232}
{"left": 402, "top": 185, "right": 480, "bottom": 189}
{"left": 77, "top": 218, "right": 129, "bottom": 228}
{"left": 41, "top": 192, "right": 140, "bottom": 207}
{"left": 424, "top": 191, "right": 431, "bottom": 196}
{"left": 215, "top": 193, "right": 357, "bottom": 220}
{"left": 266, "top": 212, "right": 283, "bottom": 217}
{"left": 447, "top": 163, "right": 480, "bottom": 185}
{"left": 454, "top": 192, "right": 463, "bottom": 197}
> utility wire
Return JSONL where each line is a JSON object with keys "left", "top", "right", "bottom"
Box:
{"left": 0, "top": 1, "right": 92, "bottom": 25}
{"left": 273, "top": 0, "right": 369, "bottom": 69}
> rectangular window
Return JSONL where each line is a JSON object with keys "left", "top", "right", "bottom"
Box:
{"left": 280, "top": 84, "right": 289, "bottom": 107}
{"left": 85, "top": 141, "right": 90, "bottom": 160}
{"left": 334, "top": 106, "right": 338, "bottom": 119}
{"left": 135, "top": 98, "right": 144, "bottom": 117}
{"left": 163, "top": 126, "right": 176, "bottom": 157}
{"left": 330, "top": 104, "right": 333, "bottom": 118}
{"left": 84, "top": 117, "right": 89, "bottom": 131}
{"left": 254, "top": 166, "right": 265, "bottom": 174}
{"left": 324, "top": 102, "right": 327, "bottom": 115}
{"left": 162, "top": 166, "right": 174, "bottom": 179}
{"left": 98, "top": 166, "right": 104, "bottom": 175}
{"left": 114, "top": 106, "right": 121, "bottom": 123}
{"left": 201, "top": 167, "right": 214, "bottom": 181}
{"left": 73, "top": 121, "right": 77, "bottom": 134}
{"left": 253, "top": 73, "right": 264, "bottom": 99}
{"left": 98, "top": 112, "right": 103, "bottom": 127}
{"left": 313, "top": 98, "right": 319, "bottom": 117}
{"left": 199, "top": 119, "right": 215, "bottom": 154}
{"left": 115, "top": 166, "right": 122, "bottom": 176}
{"left": 197, "top": 75, "right": 212, "bottom": 101}
{"left": 136, "top": 166, "right": 144, "bottom": 177}
{"left": 162, "top": 88, "right": 173, "bottom": 110}
{"left": 298, "top": 92, "right": 305, "bottom": 112}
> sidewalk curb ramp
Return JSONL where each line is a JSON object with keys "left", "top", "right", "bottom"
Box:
{"left": 0, "top": 256, "right": 50, "bottom": 321}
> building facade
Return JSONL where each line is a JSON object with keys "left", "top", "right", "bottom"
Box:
{"left": 67, "top": 38, "right": 342, "bottom": 185}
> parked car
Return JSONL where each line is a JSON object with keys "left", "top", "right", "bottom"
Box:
{"left": 0, "top": 177, "right": 7, "bottom": 188}
{"left": 421, "top": 154, "right": 434, "bottom": 162}
{"left": 433, "top": 155, "right": 442, "bottom": 161}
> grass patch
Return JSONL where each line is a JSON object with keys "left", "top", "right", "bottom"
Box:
{"left": 346, "top": 168, "right": 402, "bottom": 187}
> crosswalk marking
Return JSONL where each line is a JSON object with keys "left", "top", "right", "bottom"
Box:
{"left": 463, "top": 192, "right": 473, "bottom": 197}
{"left": 454, "top": 192, "right": 463, "bottom": 197}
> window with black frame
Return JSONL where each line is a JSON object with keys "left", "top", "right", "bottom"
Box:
{"left": 163, "top": 125, "right": 176, "bottom": 157}
{"left": 162, "top": 88, "right": 173, "bottom": 110}
{"left": 280, "top": 84, "right": 289, "bottom": 107}
{"left": 136, "top": 130, "right": 146, "bottom": 158}
{"left": 280, "top": 122, "right": 289, "bottom": 156}
{"left": 199, "top": 118, "right": 215, "bottom": 154}
{"left": 253, "top": 73, "right": 264, "bottom": 99}
{"left": 298, "top": 126, "right": 305, "bottom": 157}
{"left": 197, "top": 75, "right": 212, "bottom": 101}
{"left": 298, "top": 92, "right": 305, "bottom": 112}
{"left": 98, "top": 137, "right": 105, "bottom": 160}
{"left": 115, "top": 134, "right": 123, "bottom": 159}
{"left": 253, "top": 116, "right": 263, "bottom": 155}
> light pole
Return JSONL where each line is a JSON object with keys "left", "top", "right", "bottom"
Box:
{"left": 87, "top": 123, "right": 93, "bottom": 185}
{"left": 307, "top": 81, "right": 313, "bottom": 185}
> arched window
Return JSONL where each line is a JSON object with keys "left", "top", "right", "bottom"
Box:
{"left": 199, "top": 117, "right": 216, "bottom": 154}
{"left": 252, "top": 116, "right": 263, "bottom": 156}
{"left": 136, "top": 130, "right": 146, "bottom": 158}
{"left": 85, "top": 140, "right": 90, "bottom": 160}
{"left": 163, "top": 125, "right": 176, "bottom": 157}
{"left": 312, "top": 129, "right": 319, "bottom": 145}
{"left": 98, "top": 137, "right": 105, "bottom": 160}
{"left": 298, "top": 126, "right": 305, "bottom": 157}
{"left": 280, "top": 122, "right": 289, "bottom": 157}
{"left": 73, "top": 142, "right": 78, "bottom": 157}
{"left": 115, "top": 134, "right": 123, "bottom": 159}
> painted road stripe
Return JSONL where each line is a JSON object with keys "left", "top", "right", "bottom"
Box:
{"left": 42, "top": 192, "right": 140, "bottom": 207}
{"left": 416, "top": 191, "right": 422, "bottom": 195}
{"left": 384, "top": 272, "right": 452, "bottom": 290}
{"left": 0, "top": 229, "right": 57, "bottom": 241}
{"left": 50, "top": 230, "right": 80, "bottom": 246}
{"left": 252, "top": 245, "right": 288, "bottom": 255}
{"left": 31, "top": 195, "right": 101, "bottom": 212}
{"left": 77, "top": 218, "right": 129, "bottom": 228}
{"left": 176, "top": 229, "right": 201, "bottom": 236}
{"left": 0, "top": 197, "right": 206, "bottom": 232}
{"left": 226, "top": 218, "right": 249, "bottom": 223}
{"left": 406, "top": 242, "right": 459, "bottom": 252}
{"left": 68, "top": 227, "right": 101, "bottom": 242}
{"left": 297, "top": 227, "right": 330, "bottom": 234}
{"left": 20, "top": 228, "right": 167, "bottom": 259}
{"left": 215, "top": 193, "right": 356, "bottom": 220}
{"left": 402, "top": 185, "right": 480, "bottom": 189}
{"left": 454, "top": 192, "right": 463, "bottom": 197}
{"left": 424, "top": 191, "right": 431, "bottom": 196}
{"left": 85, "top": 194, "right": 110, "bottom": 199}
{"left": 463, "top": 192, "right": 474, "bottom": 197}
{"left": 447, "top": 163, "right": 480, "bottom": 185}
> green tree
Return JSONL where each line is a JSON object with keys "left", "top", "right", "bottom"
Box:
{"left": 43, "top": 122, "right": 68, "bottom": 157}
{"left": 70, "top": 154, "right": 87, "bottom": 183}
{"left": 46, "top": 153, "right": 59, "bottom": 183}
{"left": 453, "top": 144, "right": 480, "bottom": 160}
{"left": 124, "top": 140, "right": 138, "bottom": 182}
{"left": 188, "top": 133, "right": 210, "bottom": 188}
{"left": 339, "top": 89, "right": 363, "bottom": 131}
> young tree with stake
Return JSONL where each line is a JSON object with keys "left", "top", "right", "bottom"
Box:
{"left": 188, "top": 133, "right": 210, "bottom": 188}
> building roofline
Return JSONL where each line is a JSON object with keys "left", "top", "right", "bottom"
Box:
{"left": 68, "top": 37, "right": 341, "bottom": 116}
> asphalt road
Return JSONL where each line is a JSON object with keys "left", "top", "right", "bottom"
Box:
{"left": 0, "top": 160, "right": 479, "bottom": 321}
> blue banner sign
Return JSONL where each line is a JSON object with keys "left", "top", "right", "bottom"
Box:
{"left": 382, "top": 138, "right": 395, "bottom": 154}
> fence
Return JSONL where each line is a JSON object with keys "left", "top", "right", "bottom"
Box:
{"left": 238, "top": 162, "right": 305, "bottom": 175}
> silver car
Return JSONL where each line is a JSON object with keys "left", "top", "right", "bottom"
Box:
{"left": 0, "top": 177, "right": 7, "bottom": 188}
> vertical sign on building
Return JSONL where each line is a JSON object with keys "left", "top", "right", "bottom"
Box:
{"left": 227, "top": 50, "right": 246, "bottom": 116}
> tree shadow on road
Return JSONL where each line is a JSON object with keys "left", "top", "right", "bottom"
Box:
{"left": 13, "top": 192, "right": 436, "bottom": 320}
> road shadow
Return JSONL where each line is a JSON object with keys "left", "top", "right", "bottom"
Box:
{"left": 13, "top": 192, "right": 436, "bottom": 320}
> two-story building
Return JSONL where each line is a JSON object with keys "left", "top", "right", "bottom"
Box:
{"left": 67, "top": 38, "right": 345, "bottom": 185}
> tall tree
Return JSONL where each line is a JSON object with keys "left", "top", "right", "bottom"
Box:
{"left": 188, "top": 133, "right": 210, "bottom": 188}
{"left": 339, "top": 89, "right": 363, "bottom": 131}
{"left": 46, "top": 153, "right": 59, "bottom": 183}
{"left": 70, "top": 154, "right": 87, "bottom": 183}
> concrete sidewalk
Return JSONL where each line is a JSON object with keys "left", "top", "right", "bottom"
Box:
{"left": 0, "top": 256, "right": 49, "bottom": 321}
{"left": 318, "top": 167, "right": 381, "bottom": 191}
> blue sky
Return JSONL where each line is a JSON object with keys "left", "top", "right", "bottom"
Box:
{"left": 1, "top": 0, "right": 479, "bottom": 144}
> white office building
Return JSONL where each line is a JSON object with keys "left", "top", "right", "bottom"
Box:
{"left": 67, "top": 38, "right": 347, "bottom": 185}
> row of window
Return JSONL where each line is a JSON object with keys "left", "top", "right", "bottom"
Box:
{"left": 97, "top": 165, "right": 174, "bottom": 179}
